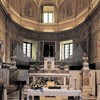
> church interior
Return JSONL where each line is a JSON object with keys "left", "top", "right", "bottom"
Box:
{"left": 0, "top": 0, "right": 100, "bottom": 100}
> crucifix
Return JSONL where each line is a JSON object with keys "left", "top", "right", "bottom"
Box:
{"left": 44, "top": 42, "right": 54, "bottom": 57}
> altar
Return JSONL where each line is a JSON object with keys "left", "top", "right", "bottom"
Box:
{"left": 27, "top": 88, "right": 82, "bottom": 100}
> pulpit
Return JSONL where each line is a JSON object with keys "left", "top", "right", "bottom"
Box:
{"left": 44, "top": 57, "right": 55, "bottom": 69}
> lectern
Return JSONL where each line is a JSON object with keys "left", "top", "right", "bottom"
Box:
{"left": 15, "top": 81, "right": 26, "bottom": 100}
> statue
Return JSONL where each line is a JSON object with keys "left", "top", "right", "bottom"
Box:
{"left": 82, "top": 53, "right": 88, "bottom": 63}
{"left": 82, "top": 53, "right": 89, "bottom": 70}
{"left": 82, "top": 53, "right": 90, "bottom": 85}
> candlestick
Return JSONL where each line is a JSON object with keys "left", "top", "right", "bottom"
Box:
{"left": 70, "top": 76, "right": 71, "bottom": 86}
{"left": 74, "top": 76, "right": 77, "bottom": 90}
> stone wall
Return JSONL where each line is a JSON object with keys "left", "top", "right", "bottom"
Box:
{"left": 91, "top": 4, "right": 100, "bottom": 68}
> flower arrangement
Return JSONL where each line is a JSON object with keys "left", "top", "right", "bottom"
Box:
{"left": 58, "top": 65, "right": 65, "bottom": 70}
{"left": 30, "top": 80, "right": 43, "bottom": 89}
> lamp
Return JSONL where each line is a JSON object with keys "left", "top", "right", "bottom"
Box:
{"left": 15, "top": 81, "right": 26, "bottom": 100}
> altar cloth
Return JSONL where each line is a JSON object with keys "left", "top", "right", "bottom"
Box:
{"left": 27, "top": 88, "right": 82, "bottom": 100}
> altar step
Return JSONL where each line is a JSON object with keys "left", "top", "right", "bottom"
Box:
{"left": 83, "top": 96, "right": 96, "bottom": 100}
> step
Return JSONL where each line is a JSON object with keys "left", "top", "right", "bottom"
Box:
{"left": 83, "top": 96, "right": 96, "bottom": 100}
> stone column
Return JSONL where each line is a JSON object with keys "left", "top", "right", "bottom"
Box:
{"left": 82, "top": 53, "right": 91, "bottom": 96}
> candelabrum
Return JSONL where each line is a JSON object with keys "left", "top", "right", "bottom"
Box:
{"left": 15, "top": 81, "right": 26, "bottom": 100}
{"left": 74, "top": 78, "right": 77, "bottom": 90}
{"left": 68, "top": 76, "right": 71, "bottom": 90}
{"left": 68, "top": 84, "right": 71, "bottom": 90}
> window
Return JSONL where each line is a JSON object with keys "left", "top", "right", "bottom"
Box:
{"left": 42, "top": 6, "right": 54, "bottom": 23}
{"left": 64, "top": 43, "right": 73, "bottom": 59}
{"left": 23, "top": 42, "right": 32, "bottom": 57}
{"left": 43, "top": 12, "right": 53, "bottom": 23}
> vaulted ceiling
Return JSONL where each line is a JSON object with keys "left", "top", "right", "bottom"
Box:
{"left": 7, "top": 0, "right": 91, "bottom": 21}
{"left": 1, "top": 0, "right": 99, "bottom": 32}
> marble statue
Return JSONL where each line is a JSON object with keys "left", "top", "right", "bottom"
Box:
{"left": 82, "top": 53, "right": 89, "bottom": 70}
{"left": 82, "top": 53, "right": 88, "bottom": 63}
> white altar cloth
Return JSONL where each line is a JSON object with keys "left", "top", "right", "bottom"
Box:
{"left": 27, "top": 88, "right": 82, "bottom": 100}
